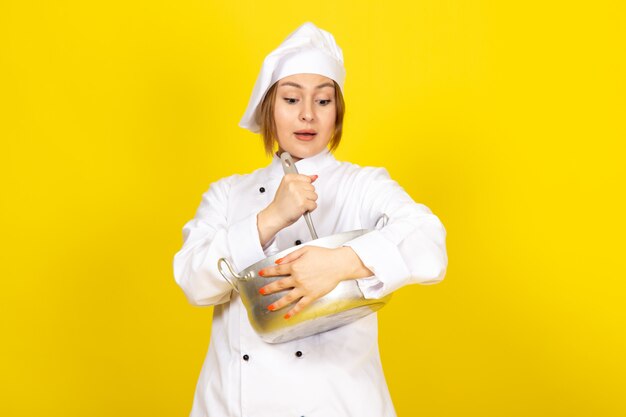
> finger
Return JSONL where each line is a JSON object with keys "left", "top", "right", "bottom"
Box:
{"left": 267, "top": 288, "right": 303, "bottom": 311}
{"left": 293, "top": 174, "right": 318, "bottom": 183}
{"left": 284, "top": 296, "right": 313, "bottom": 319}
{"left": 303, "top": 190, "right": 318, "bottom": 201}
{"left": 259, "top": 276, "right": 295, "bottom": 295}
{"left": 280, "top": 174, "right": 299, "bottom": 186}
{"left": 258, "top": 264, "right": 291, "bottom": 277}
{"left": 293, "top": 191, "right": 317, "bottom": 207}
{"left": 275, "top": 247, "right": 308, "bottom": 265}
{"left": 301, "top": 183, "right": 316, "bottom": 192}
{"left": 304, "top": 200, "right": 318, "bottom": 212}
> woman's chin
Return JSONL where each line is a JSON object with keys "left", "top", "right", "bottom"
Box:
{"left": 278, "top": 144, "right": 325, "bottom": 160}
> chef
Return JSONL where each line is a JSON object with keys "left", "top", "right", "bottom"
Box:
{"left": 173, "top": 22, "right": 448, "bottom": 417}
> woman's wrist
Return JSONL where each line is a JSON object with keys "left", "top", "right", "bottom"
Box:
{"left": 257, "top": 206, "right": 283, "bottom": 247}
{"left": 336, "top": 247, "right": 374, "bottom": 281}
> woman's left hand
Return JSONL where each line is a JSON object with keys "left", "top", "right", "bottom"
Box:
{"left": 258, "top": 246, "right": 369, "bottom": 319}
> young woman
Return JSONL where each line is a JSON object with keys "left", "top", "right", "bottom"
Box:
{"left": 174, "top": 22, "right": 448, "bottom": 417}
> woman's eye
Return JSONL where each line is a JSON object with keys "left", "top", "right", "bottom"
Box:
{"left": 283, "top": 98, "right": 332, "bottom": 105}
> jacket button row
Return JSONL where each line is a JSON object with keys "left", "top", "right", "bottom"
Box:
{"left": 295, "top": 240, "right": 302, "bottom": 245}
{"left": 259, "top": 187, "right": 265, "bottom": 193}
{"left": 244, "top": 353, "right": 301, "bottom": 360}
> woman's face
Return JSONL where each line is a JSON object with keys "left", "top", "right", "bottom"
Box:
{"left": 273, "top": 73, "right": 337, "bottom": 161}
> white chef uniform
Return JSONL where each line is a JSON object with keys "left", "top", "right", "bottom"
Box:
{"left": 173, "top": 148, "right": 448, "bottom": 417}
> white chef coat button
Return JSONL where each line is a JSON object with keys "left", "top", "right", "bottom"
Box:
{"left": 295, "top": 350, "right": 303, "bottom": 358}
{"left": 259, "top": 187, "right": 266, "bottom": 193}
{"left": 243, "top": 354, "right": 249, "bottom": 361}
{"left": 295, "top": 240, "right": 302, "bottom": 245}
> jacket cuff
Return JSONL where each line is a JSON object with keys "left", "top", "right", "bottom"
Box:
{"left": 343, "top": 230, "right": 411, "bottom": 299}
{"left": 227, "top": 212, "right": 267, "bottom": 271}
{"left": 354, "top": 276, "right": 385, "bottom": 299}
{"left": 262, "top": 235, "right": 281, "bottom": 257}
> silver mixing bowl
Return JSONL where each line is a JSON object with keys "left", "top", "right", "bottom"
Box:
{"left": 218, "top": 224, "right": 392, "bottom": 344}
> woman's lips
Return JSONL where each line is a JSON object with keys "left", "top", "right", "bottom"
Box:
{"left": 294, "top": 132, "right": 317, "bottom": 141}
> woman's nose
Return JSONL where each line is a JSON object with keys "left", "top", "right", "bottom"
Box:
{"left": 300, "top": 102, "right": 314, "bottom": 122}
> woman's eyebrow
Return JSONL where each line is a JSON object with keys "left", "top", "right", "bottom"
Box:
{"left": 278, "top": 81, "right": 335, "bottom": 89}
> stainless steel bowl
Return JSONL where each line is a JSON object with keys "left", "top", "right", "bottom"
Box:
{"left": 218, "top": 225, "right": 392, "bottom": 344}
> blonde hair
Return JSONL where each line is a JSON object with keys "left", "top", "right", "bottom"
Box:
{"left": 257, "top": 80, "right": 345, "bottom": 156}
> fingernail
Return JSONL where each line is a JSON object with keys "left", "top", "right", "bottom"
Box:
{"left": 258, "top": 270, "right": 265, "bottom": 276}
{"left": 268, "top": 304, "right": 276, "bottom": 311}
{"left": 312, "top": 175, "right": 318, "bottom": 180}
{"left": 259, "top": 288, "right": 266, "bottom": 295}
{"left": 284, "top": 313, "right": 291, "bottom": 319}
{"left": 275, "top": 258, "right": 283, "bottom": 264}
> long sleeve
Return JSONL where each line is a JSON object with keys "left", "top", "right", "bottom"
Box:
{"left": 342, "top": 167, "right": 448, "bottom": 299}
{"left": 173, "top": 175, "right": 269, "bottom": 306}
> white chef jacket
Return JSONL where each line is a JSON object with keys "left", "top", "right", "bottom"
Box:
{"left": 173, "top": 148, "right": 448, "bottom": 417}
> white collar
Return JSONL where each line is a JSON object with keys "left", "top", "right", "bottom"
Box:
{"left": 265, "top": 148, "right": 337, "bottom": 179}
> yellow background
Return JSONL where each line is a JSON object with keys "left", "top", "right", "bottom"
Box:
{"left": 1, "top": 0, "right": 624, "bottom": 415}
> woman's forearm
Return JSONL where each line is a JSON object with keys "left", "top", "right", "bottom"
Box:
{"left": 257, "top": 211, "right": 374, "bottom": 281}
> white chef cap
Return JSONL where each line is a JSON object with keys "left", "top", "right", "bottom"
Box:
{"left": 238, "top": 22, "right": 346, "bottom": 134}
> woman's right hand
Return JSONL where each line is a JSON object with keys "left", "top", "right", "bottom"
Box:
{"left": 257, "top": 173, "right": 318, "bottom": 247}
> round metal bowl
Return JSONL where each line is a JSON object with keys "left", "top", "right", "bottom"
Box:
{"left": 218, "top": 227, "right": 392, "bottom": 344}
